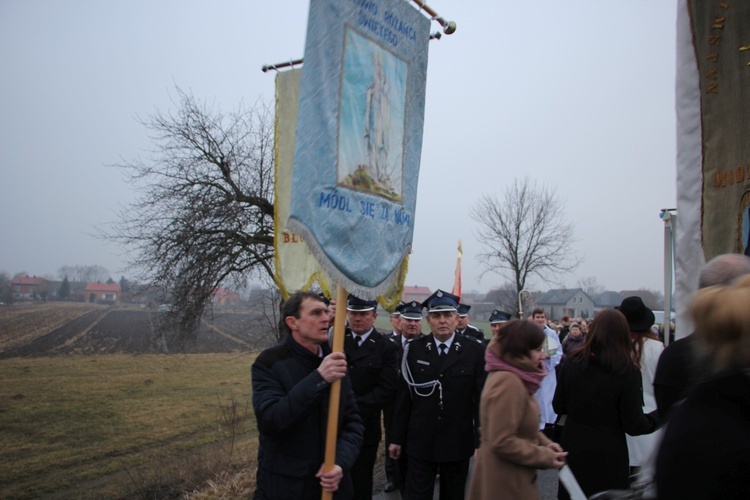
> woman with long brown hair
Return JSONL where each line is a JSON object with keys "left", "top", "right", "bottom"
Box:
{"left": 467, "top": 320, "right": 567, "bottom": 500}
{"left": 552, "top": 309, "right": 658, "bottom": 499}
{"left": 617, "top": 296, "right": 664, "bottom": 473}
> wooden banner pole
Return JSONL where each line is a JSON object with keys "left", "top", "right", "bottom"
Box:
{"left": 321, "top": 284, "right": 348, "bottom": 499}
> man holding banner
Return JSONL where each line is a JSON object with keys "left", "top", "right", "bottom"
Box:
{"left": 251, "top": 292, "right": 363, "bottom": 499}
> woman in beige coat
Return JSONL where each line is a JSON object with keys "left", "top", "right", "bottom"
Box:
{"left": 468, "top": 320, "right": 567, "bottom": 500}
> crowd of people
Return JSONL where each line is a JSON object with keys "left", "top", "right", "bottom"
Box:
{"left": 250, "top": 253, "right": 750, "bottom": 499}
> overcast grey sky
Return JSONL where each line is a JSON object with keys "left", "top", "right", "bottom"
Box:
{"left": 0, "top": 0, "right": 677, "bottom": 295}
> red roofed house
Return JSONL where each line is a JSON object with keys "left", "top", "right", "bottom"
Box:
{"left": 402, "top": 285, "right": 432, "bottom": 304}
{"left": 212, "top": 287, "right": 242, "bottom": 306}
{"left": 11, "top": 275, "right": 49, "bottom": 300}
{"left": 85, "top": 282, "right": 120, "bottom": 303}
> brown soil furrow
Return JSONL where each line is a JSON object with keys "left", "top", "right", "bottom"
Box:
{"left": 52, "top": 309, "right": 112, "bottom": 352}
{"left": 201, "top": 319, "right": 250, "bottom": 347}
{"left": 0, "top": 304, "right": 274, "bottom": 357}
{"left": 0, "top": 308, "right": 110, "bottom": 358}
{"left": 0, "top": 303, "right": 101, "bottom": 352}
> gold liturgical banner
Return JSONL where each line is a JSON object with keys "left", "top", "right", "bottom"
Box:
{"left": 273, "top": 68, "right": 331, "bottom": 300}
{"left": 690, "top": 1, "right": 750, "bottom": 257}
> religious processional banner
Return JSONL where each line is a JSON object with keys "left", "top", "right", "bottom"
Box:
{"left": 674, "top": 0, "right": 750, "bottom": 336}
{"left": 690, "top": 1, "right": 750, "bottom": 258}
{"left": 287, "top": 0, "right": 430, "bottom": 299}
{"left": 274, "top": 67, "right": 410, "bottom": 310}
{"left": 274, "top": 68, "right": 332, "bottom": 300}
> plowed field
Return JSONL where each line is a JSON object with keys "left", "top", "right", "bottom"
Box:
{"left": 0, "top": 303, "right": 275, "bottom": 358}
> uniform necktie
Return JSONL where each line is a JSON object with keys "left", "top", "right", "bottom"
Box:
{"left": 356, "top": 335, "right": 363, "bottom": 347}
{"left": 439, "top": 343, "right": 447, "bottom": 356}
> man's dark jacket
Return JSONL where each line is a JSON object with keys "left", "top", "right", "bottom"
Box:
{"left": 252, "top": 335, "right": 364, "bottom": 499}
{"left": 391, "top": 333, "right": 486, "bottom": 462}
{"left": 460, "top": 325, "right": 487, "bottom": 345}
{"left": 344, "top": 328, "right": 399, "bottom": 445}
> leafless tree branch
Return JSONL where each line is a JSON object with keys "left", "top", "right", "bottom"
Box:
{"left": 101, "top": 87, "right": 275, "bottom": 344}
{"left": 470, "top": 177, "right": 582, "bottom": 317}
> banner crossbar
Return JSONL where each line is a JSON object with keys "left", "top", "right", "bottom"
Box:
{"left": 262, "top": 1, "right": 454, "bottom": 73}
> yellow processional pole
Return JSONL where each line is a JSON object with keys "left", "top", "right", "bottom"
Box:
{"left": 322, "top": 284, "right": 348, "bottom": 500}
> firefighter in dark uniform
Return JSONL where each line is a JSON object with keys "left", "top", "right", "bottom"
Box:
{"left": 384, "top": 300, "right": 424, "bottom": 495}
{"left": 386, "top": 302, "right": 404, "bottom": 341}
{"left": 383, "top": 301, "right": 405, "bottom": 492}
{"left": 488, "top": 309, "right": 512, "bottom": 337}
{"left": 389, "top": 290, "right": 486, "bottom": 500}
{"left": 344, "top": 295, "right": 400, "bottom": 500}
{"left": 456, "top": 303, "right": 486, "bottom": 345}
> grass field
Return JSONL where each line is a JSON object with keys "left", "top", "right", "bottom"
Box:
{"left": 0, "top": 353, "right": 258, "bottom": 499}
{"left": 0, "top": 305, "right": 489, "bottom": 498}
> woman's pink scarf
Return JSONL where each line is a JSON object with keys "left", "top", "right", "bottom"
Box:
{"left": 485, "top": 347, "right": 547, "bottom": 394}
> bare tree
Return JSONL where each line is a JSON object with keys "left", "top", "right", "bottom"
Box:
{"left": 0, "top": 271, "right": 12, "bottom": 304}
{"left": 57, "top": 265, "right": 110, "bottom": 283}
{"left": 252, "top": 274, "right": 284, "bottom": 347}
{"left": 470, "top": 177, "right": 581, "bottom": 317}
{"left": 620, "top": 288, "right": 664, "bottom": 311}
{"left": 577, "top": 276, "right": 605, "bottom": 297}
{"left": 104, "top": 87, "right": 275, "bottom": 344}
{"left": 484, "top": 282, "right": 522, "bottom": 315}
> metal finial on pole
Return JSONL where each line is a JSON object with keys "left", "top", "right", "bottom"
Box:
{"left": 261, "top": 58, "right": 304, "bottom": 73}
{"left": 409, "top": 0, "right": 457, "bottom": 34}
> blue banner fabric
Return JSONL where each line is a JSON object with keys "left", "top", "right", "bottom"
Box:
{"left": 288, "top": 0, "right": 430, "bottom": 299}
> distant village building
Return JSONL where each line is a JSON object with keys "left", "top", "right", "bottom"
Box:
{"left": 619, "top": 289, "right": 663, "bottom": 311}
{"left": 536, "top": 288, "right": 595, "bottom": 320}
{"left": 592, "top": 291, "right": 625, "bottom": 315}
{"left": 468, "top": 300, "right": 497, "bottom": 322}
{"left": 402, "top": 285, "right": 431, "bottom": 303}
{"left": 85, "top": 282, "right": 120, "bottom": 304}
{"left": 10, "top": 276, "right": 49, "bottom": 300}
{"left": 459, "top": 292, "right": 480, "bottom": 305}
{"left": 212, "top": 287, "right": 242, "bottom": 306}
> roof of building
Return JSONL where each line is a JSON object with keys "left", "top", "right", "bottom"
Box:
{"left": 403, "top": 285, "right": 431, "bottom": 295}
{"left": 537, "top": 288, "right": 589, "bottom": 305}
{"left": 594, "top": 291, "right": 625, "bottom": 308}
{"left": 213, "top": 287, "right": 240, "bottom": 300}
{"left": 85, "top": 282, "right": 121, "bottom": 293}
{"left": 11, "top": 276, "right": 46, "bottom": 286}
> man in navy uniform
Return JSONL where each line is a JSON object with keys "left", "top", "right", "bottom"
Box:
{"left": 387, "top": 303, "right": 404, "bottom": 341}
{"left": 344, "top": 295, "right": 400, "bottom": 500}
{"left": 456, "top": 303, "right": 485, "bottom": 345}
{"left": 384, "top": 300, "right": 424, "bottom": 494}
{"left": 382, "top": 301, "right": 403, "bottom": 492}
{"left": 397, "top": 300, "right": 425, "bottom": 346}
{"left": 389, "top": 290, "right": 486, "bottom": 500}
{"left": 488, "top": 309, "right": 512, "bottom": 337}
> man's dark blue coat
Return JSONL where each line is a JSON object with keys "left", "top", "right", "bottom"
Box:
{"left": 252, "top": 335, "right": 364, "bottom": 499}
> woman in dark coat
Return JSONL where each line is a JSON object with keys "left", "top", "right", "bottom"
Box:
{"left": 560, "top": 322, "right": 585, "bottom": 361}
{"left": 552, "top": 309, "right": 659, "bottom": 499}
